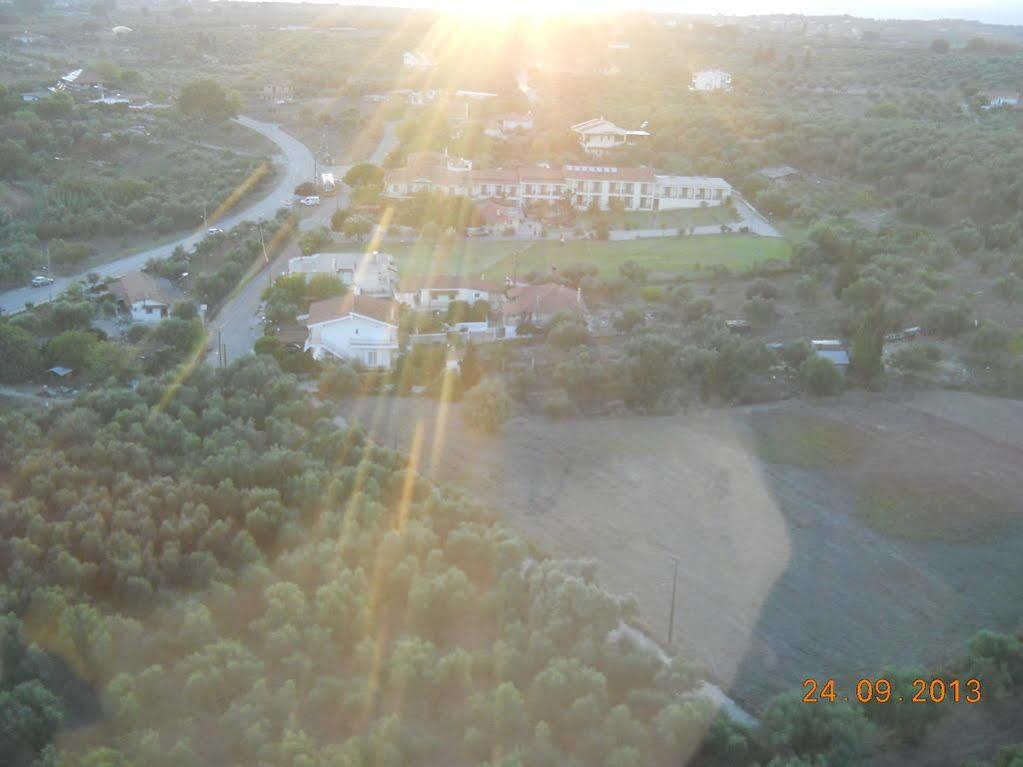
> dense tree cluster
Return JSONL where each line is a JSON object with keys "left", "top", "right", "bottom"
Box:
{"left": 0, "top": 89, "right": 268, "bottom": 284}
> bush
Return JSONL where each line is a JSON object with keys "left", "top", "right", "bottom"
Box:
{"left": 890, "top": 343, "right": 941, "bottom": 372}
{"left": 800, "top": 356, "right": 843, "bottom": 396}
{"left": 742, "top": 297, "right": 778, "bottom": 327}
{"left": 547, "top": 319, "right": 590, "bottom": 349}
{"left": 746, "top": 279, "right": 781, "bottom": 300}
{"left": 971, "top": 323, "right": 1009, "bottom": 362}
{"left": 319, "top": 361, "right": 362, "bottom": 400}
{"left": 464, "top": 378, "right": 512, "bottom": 433}
{"left": 542, "top": 389, "right": 577, "bottom": 419}
{"left": 925, "top": 303, "right": 970, "bottom": 337}
{"left": 615, "top": 307, "right": 644, "bottom": 333}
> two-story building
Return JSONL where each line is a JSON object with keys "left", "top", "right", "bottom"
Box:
{"left": 383, "top": 156, "right": 732, "bottom": 212}
{"left": 288, "top": 251, "right": 397, "bottom": 297}
{"left": 569, "top": 117, "right": 649, "bottom": 156}
{"left": 305, "top": 294, "right": 399, "bottom": 368}
{"left": 395, "top": 276, "right": 503, "bottom": 311}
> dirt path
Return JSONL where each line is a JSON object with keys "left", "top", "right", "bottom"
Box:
{"left": 336, "top": 391, "right": 1023, "bottom": 709}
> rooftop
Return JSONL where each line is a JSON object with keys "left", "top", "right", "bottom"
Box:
{"left": 307, "top": 294, "right": 398, "bottom": 326}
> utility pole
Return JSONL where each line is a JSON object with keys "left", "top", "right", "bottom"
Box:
{"left": 667, "top": 556, "right": 679, "bottom": 646}
{"left": 46, "top": 245, "right": 52, "bottom": 303}
{"left": 203, "top": 201, "right": 208, "bottom": 230}
{"left": 258, "top": 220, "right": 268, "bottom": 264}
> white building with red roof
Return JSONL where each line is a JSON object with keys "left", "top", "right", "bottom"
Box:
{"left": 502, "top": 283, "right": 586, "bottom": 332}
{"left": 383, "top": 155, "right": 731, "bottom": 212}
{"left": 305, "top": 294, "right": 399, "bottom": 368}
{"left": 395, "top": 275, "right": 503, "bottom": 311}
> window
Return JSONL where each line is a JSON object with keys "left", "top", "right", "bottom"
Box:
{"left": 623, "top": 183, "right": 634, "bottom": 194}
{"left": 366, "top": 350, "right": 377, "bottom": 366}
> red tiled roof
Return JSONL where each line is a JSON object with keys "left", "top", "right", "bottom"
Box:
{"left": 397, "top": 275, "right": 502, "bottom": 293}
{"left": 307, "top": 294, "right": 398, "bottom": 326}
{"left": 470, "top": 168, "right": 519, "bottom": 183}
{"left": 518, "top": 167, "right": 566, "bottom": 182}
{"left": 503, "top": 283, "right": 585, "bottom": 318}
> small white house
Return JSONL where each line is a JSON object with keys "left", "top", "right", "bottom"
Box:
{"left": 395, "top": 276, "right": 502, "bottom": 311}
{"left": 110, "top": 271, "right": 185, "bottom": 324}
{"left": 691, "top": 69, "right": 733, "bottom": 92}
{"left": 403, "top": 50, "right": 436, "bottom": 70}
{"left": 305, "top": 294, "right": 400, "bottom": 368}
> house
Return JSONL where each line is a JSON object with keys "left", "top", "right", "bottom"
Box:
{"left": 110, "top": 271, "right": 185, "bottom": 324}
{"left": 477, "top": 199, "right": 525, "bottom": 232}
{"left": 570, "top": 117, "right": 650, "bottom": 156}
{"left": 288, "top": 251, "right": 397, "bottom": 297}
{"left": 981, "top": 90, "right": 1021, "bottom": 109}
{"left": 502, "top": 283, "right": 586, "bottom": 332}
{"left": 496, "top": 113, "right": 534, "bottom": 132}
{"left": 383, "top": 154, "right": 732, "bottom": 212}
{"left": 262, "top": 83, "right": 294, "bottom": 103}
{"left": 305, "top": 294, "right": 399, "bottom": 368}
{"left": 395, "top": 276, "right": 503, "bottom": 311}
{"left": 691, "top": 69, "right": 733, "bottom": 92}
{"left": 403, "top": 50, "right": 436, "bottom": 70}
{"left": 484, "top": 112, "right": 534, "bottom": 139}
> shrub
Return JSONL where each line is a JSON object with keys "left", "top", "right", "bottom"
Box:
{"left": 463, "top": 378, "right": 512, "bottom": 433}
{"left": 971, "top": 323, "right": 1009, "bottom": 362}
{"left": 800, "top": 356, "right": 843, "bottom": 396}
{"left": 890, "top": 344, "right": 941, "bottom": 372}
{"left": 547, "top": 319, "right": 590, "bottom": 349}
{"left": 542, "top": 389, "right": 577, "bottom": 419}
{"left": 746, "top": 279, "right": 781, "bottom": 300}
{"left": 925, "top": 303, "right": 970, "bottom": 337}
{"left": 742, "top": 297, "right": 778, "bottom": 327}
{"left": 615, "top": 307, "right": 644, "bottom": 333}
{"left": 319, "top": 361, "right": 362, "bottom": 399}
{"left": 640, "top": 286, "right": 665, "bottom": 303}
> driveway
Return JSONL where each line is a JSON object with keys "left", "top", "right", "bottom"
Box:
{"left": 0, "top": 116, "right": 316, "bottom": 316}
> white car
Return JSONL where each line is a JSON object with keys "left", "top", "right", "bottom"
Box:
{"left": 207, "top": 227, "right": 224, "bottom": 236}
{"left": 31, "top": 275, "right": 55, "bottom": 287}
{"left": 300, "top": 196, "right": 321, "bottom": 207}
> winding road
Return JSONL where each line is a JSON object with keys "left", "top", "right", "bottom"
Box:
{"left": 0, "top": 116, "right": 316, "bottom": 317}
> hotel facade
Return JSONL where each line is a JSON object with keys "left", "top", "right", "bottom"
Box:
{"left": 383, "top": 152, "right": 733, "bottom": 212}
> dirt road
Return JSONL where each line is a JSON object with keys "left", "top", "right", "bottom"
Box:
{"left": 335, "top": 390, "right": 1023, "bottom": 708}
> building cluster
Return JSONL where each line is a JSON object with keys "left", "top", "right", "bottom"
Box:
{"left": 690, "top": 69, "right": 733, "bottom": 92}
{"left": 383, "top": 150, "right": 733, "bottom": 213}
{"left": 289, "top": 252, "right": 586, "bottom": 369}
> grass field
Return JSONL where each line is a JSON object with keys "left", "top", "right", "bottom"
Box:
{"left": 581, "top": 205, "right": 740, "bottom": 230}
{"left": 491, "top": 236, "right": 793, "bottom": 278}
{"left": 389, "top": 236, "right": 792, "bottom": 280}
{"left": 388, "top": 240, "right": 527, "bottom": 279}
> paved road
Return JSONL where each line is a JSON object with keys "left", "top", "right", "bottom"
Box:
{"left": 208, "top": 121, "right": 400, "bottom": 366}
{"left": 0, "top": 116, "right": 316, "bottom": 316}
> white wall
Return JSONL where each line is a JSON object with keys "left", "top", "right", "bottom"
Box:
{"left": 395, "top": 287, "right": 497, "bottom": 310}
{"left": 131, "top": 300, "right": 169, "bottom": 324}
{"left": 307, "top": 314, "right": 398, "bottom": 368}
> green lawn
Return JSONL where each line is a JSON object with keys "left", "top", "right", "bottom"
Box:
{"left": 388, "top": 240, "right": 528, "bottom": 280}
{"left": 582, "top": 206, "right": 740, "bottom": 230}
{"left": 490, "top": 236, "right": 792, "bottom": 278}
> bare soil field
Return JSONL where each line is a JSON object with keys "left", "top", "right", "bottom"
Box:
{"left": 335, "top": 390, "right": 1023, "bottom": 709}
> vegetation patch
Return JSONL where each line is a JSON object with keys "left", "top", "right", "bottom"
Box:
{"left": 857, "top": 475, "right": 1014, "bottom": 543}
{"left": 751, "top": 414, "right": 868, "bottom": 469}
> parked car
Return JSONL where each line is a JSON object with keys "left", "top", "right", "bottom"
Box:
{"left": 31, "top": 275, "right": 55, "bottom": 287}
{"left": 300, "top": 196, "right": 321, "bottom": 207}
{"left": 207, "top": 227, "right": 225, "bottom": 236}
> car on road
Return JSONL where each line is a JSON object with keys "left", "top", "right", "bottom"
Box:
{"left": 207, "top": 227, "right": 225, "bottom": 236}
{"left": 300, "top": 196, "right": 321, "bottom": 206}
{"left": 30, "top": 275, "right": 55, "bottom": 287}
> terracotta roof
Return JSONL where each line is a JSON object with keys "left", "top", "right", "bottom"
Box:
{"left": 398, "top": 275, "right": 502, "bottom": 293}
{"left": 503, "top": 283, "right": 585, "bottom": 318}
{"left": 518, "top": 167, "right": 565, "bottom": 182}
{"left": 470, "top": 168, "right": 519, "bottom": 183}
{"left": 307, "top": 294, "right": 398, "bottom": 326}
{"left": 110, "top": 271, "right": 184, "bottom": 305}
